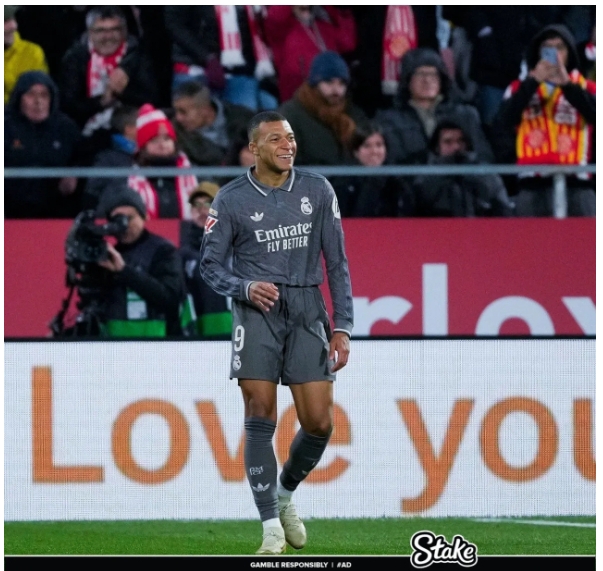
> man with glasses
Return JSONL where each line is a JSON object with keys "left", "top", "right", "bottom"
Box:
{"left": 376, "top": 47, "right": 494, "bottom": 166}
{"left": 59, "top": 6, "right": 158, "bottom": 160}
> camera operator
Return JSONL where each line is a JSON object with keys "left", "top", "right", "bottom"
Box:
{"left": 93, "top": 185, "right": 186, "bottom": 337}
{"left": 410, "top": 118, "right": 515, "bottom": 217}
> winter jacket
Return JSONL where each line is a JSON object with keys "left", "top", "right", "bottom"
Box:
{"left": 375, "top": 48, "right": 494, "bottom": 165}
{"left": 103, "top": 229, "right": 186, "bottom": 337}
{"left": 492, "top": 24, "right": 596, "bottom": 167}
{"left": 82, "top": 135, "right": 137, "bottom": 211}
{"left": 411, "top": 152, "right": 515, "bottom": 217}
{"left": 278, "top": 94, "right": 368, "bottom": 166}
{"left": 59, "top": 35, "right": 159, "bottom": 129}
{"left": 4, "top": 30, "right": 48, "bottom": 104}
{"left": 4, "top": 71, "right": 81, "bottom": 218}
{"left": 179, "top": 221, "right": 232, "bottom": 338}
{"left": 264, "top": 6, "right": 356, "bottom": 102}
{"left": 172, "top": 100, "right": 254, "bottom": 166}
{"left": 165, "top": 6, "right": 256, "bottom": 78}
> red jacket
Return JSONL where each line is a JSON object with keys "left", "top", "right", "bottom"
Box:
{"left": 264, "top": 6, "right": 356, "bottom": 102}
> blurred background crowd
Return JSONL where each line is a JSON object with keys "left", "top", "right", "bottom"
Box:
{"left": 4, "top": 5, "right": 596, "bottom": 220}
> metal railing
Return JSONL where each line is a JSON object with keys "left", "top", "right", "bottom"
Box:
{"left": 4, "top": 163, "right": 596, "bottom": 219}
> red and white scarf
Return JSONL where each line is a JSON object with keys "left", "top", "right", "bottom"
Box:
{"left": 128, "top": 153, "right": 198, "bottom": 219}
{"left": 83, "top": 40, "right": 127, "bottom": 136}
{"left": 214, "top": 5, "right": 275, "bottom": 80}
{"left": 87, "top": 40, "right": 127, "bottom": 97}
{"left": 382, "top": 5, "right": 417, "bottom": 95}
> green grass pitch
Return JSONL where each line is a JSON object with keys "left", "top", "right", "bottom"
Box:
{"left": 4, "top": 516, "right": 595, "bottom": 556}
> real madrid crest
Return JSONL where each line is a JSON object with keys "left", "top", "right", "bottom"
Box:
{"left": 301, "top": 197, "right": 313, "bottom": 215}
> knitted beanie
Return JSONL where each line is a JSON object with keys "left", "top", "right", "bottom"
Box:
{"left": 136, "top": 103, "right": 176, "bottom": 149}
{"left": 97, "top": 183, "right": 147, "bottom": 220}
{"left": 307, "top": 51, "right": 350, "bottom": 86}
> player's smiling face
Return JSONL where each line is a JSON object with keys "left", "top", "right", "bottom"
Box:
{"left": 251, "top": 120, "right": 297, "bottom": 174}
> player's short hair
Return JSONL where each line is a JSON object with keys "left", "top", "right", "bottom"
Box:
{"left": 247, "top": 111, "right": 288, "bottom": 142}
{"left": 172, "top": 80, "right": 211, "bottom": 107}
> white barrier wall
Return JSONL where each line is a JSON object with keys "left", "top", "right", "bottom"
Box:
{"left": 5, "top": 340, "right": 594, "bottom": 521}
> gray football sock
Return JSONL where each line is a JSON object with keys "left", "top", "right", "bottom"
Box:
{"left": 244, "top": 417, "right": 279, "bottom": 522}
{"left": 279, "top": 427, "right": 332, "bottom": 492}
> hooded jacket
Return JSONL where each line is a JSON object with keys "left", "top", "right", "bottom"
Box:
{"left": 492, "top": 24, "right": 596, "bottom": 167}
{"left": 411, "top": 119, "right": 515, "bottom": 217}
{"left": 375, "top": 48, "right": 494, "bottom": 165}
{"left": 4, "top": 71, "right": 81, "bottom": 218}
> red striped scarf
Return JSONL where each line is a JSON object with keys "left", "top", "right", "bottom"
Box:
{"left": 382, "top": 6, "right": 417, "bottom": 95}
{"left": 513, "top": 70, "right": 594, "bottom": 168}
{"left": 87, "top": 40, "right": 127, "bottom": 98}
{"left": 128, "top": 153, "right": 198, "bottom": 219}
{"left": 214, "top": 5, "right": 275, "bottom": 80}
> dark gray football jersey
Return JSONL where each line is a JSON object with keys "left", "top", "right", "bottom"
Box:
{"left": 200, "top": 167, "right": 353, "bottom": 334}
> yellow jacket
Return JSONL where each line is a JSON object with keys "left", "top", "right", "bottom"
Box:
{"left": 4, "top": 31, "right": 49, "bottom": 104}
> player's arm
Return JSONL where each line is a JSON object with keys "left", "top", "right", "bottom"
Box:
{"left": 320, "top": 179, "right": 354, "bottom": 338}
{"left": 199, "top": 199, "right": 253, "bottom": 301}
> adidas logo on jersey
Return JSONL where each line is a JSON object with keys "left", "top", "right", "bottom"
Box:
{"left": 250, "top": 212, "right": 264, "bottom": 222}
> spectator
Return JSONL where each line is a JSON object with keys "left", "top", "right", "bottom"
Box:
{"left": 171, "top": 80, "right": 254, "bottom": 167}
{"left": 330, "top": 122, "right": 412, "bottom": 217}
{"left": 4, "top": 5, "right": 48, "bottom": 105}
{"left": 446, "top": 6, "right": 595, "bottom": 129}
{"left": 224, "top": 133, "right": 257, "bottom": 168}
{"left": 179, "top": 182, "right": 232, "bottom": 339}
{"left": 210, "top": 132, "right": 257, "bottom": 187}
{"left": 92, "top": 186, "right": 186, "bottom": 338}
{"left": 578, "top": 23, "right": 596, "bottom": 81}
{"left": 126, "top": 104, "right": 198, "bottom": 220}
{"left": 82, "top": 104, "right": 139, "bottom": 211}
{"left": 5, "top": 71, "right": 81, "bottom": 219}
{"left": 59, "top": 6, "right": 159, "bottom": 158}
{"left": 277, "top": 51, "right": 368, "bottom": 166}
{"left": 264, "top": 6, "right": 357, "bottom": 103}
{"left": 164, "top": 6, "right": 278, "bottom": 111}
{"left": 375, "top": 47, "right": 494, "bottom": 166}
{"left": 491, "top": 24, "right": 596, "bottom": 217}
{"left": 410, "top": 118, "right": 515, "bottom": 217}
{"left": 347, "top": 6, "right": 440, "bottom": 117}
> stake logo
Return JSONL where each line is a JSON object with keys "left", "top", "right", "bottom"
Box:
{"left": 410, "top": 531, "right": 477, "bottom": 568}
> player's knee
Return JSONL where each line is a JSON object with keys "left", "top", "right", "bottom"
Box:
{"left": 246, "top": 399, "right": 277, "bottom": 421}
{"left": 303, "top": 420, "right": 333, "bottom": 438}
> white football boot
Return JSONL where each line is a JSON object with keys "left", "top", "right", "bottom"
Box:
{"left": 279, "top": 501, "right": 307, "bottom": 549}
{"left": 256, "top": 527, "right": 286, "bottom": 555}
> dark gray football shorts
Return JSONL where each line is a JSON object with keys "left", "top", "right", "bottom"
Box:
{"left": 230, "top": 285, "right": 335, "bottom": 385}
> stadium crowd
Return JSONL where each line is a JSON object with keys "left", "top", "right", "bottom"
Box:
{"left": 4, "top": 5, "right": 596, "bottom": 340}
{"left": 5, "top": 5, "right": 596, "bottom": 220}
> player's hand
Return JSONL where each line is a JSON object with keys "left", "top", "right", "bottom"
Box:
{"left": 329, "top": 331, "right": 350, "bottom": 372}
{"left": 249, "top": 281, "right": 279, "bottom": 311}
{"left": 98, "top": 243, "right": 125, "bottom": 272}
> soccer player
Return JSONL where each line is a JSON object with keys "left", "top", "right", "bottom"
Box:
{"left": 199, "top": 111, "right": 354, "bottom": 555}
